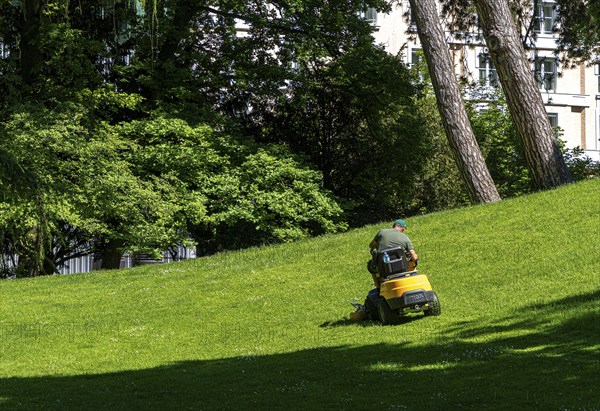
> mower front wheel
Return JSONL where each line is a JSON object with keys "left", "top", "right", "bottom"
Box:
{"left": 424, "top": 292, "right": 441, "bottom": 316}
{"left": 377, "top": 299, "right": 400, "bottom": 325}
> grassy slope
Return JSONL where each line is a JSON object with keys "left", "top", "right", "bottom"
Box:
{"left": 1, "top": 179, "right": 599, "bottom": 410}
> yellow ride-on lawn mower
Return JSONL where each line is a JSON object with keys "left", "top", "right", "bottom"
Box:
{"left": 362, "top": 246, "right": 441, "bottom": 324}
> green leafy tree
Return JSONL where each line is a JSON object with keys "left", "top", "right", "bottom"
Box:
{"left": 117, "top": 117, "right": 346, "bottom": 255}
{"left": 562, "top": 148, "right": 600, "bottom": 181}
{"left": 0, "top": 101, "right": 346, "bottom": 276}
{"left": 0, "top": 100, "right": 194, "bottom": 275}
{"left": 259, "top": 42, "right": 431, "bottom": 223}
{"left": 467, "top": 91, "right": 531, "bottom": 198}
{"left": 1, "top": 0, "right": 438, "bottom": 276}
{"left": 554, "top": 0, "right": 600, "bottom": 65}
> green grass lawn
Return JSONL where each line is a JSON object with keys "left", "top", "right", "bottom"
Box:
{"left": 1, "top": 179, "right": 599, "bottom": 410}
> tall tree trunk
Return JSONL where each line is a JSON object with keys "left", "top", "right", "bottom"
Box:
{"left": 474, "top": 0, "right": 573, "bottom": 189}
{"left": 19, "top": 0, "right": 44, "bottom": 85}
{"left": 100, "top": 239, "right": 126, "bottom": 270}
{"left": 149, "top": 0, "right": 198, "bottom": 101}
{"left": 16, "top": 203, "right": 47, "bottom": 277}
{"left": 408, "top": 0, "right": 501, "bottom": 204}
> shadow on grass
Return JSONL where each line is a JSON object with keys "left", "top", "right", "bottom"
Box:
{"left": 2, "top": 294, "right": 599, "bottom": 410}
{"left": 320, "top": 313, "right": 425, "bottom": 328}
{"left": 527, "top": 289, "right": 600, "bottom": 310}
{"left": 444, "top": 289, "right": 600, "bottom": 340}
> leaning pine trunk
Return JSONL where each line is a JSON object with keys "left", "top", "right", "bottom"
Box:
{"left": 474, "top": 0, "right": 573, "bottom": 189}
{"left": 408, "top": 0, "right": 501, "bottom": 204}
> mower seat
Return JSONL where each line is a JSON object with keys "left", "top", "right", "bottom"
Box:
{"left": 376, "top": 246, "right": 409, "bottom": 278}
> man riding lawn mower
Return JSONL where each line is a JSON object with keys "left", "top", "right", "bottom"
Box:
{"left": 351, "top": 219, "right": 441, "bottom": 324}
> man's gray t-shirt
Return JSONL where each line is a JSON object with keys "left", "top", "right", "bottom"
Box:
{"left": 373, "top": 228, "right": 414, "bottom": 252}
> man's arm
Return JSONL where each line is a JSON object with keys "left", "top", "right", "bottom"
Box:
{"left": 408, "top": 249, "right": 418, "bottom": 262}
{"left": 369, "top": 231, "right": 381, "bottom": 250}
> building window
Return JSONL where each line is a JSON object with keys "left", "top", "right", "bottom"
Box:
{"left": 477, "top": 53, "right": 499, "bottom": 87}
{"left": 404, "top": 2, "right": 417, "bottom": 32}
{"left": 410, "top": 48, "right": 423, "bottom": 66}
{"left": 534, "top": 58, "right": 557, "bottom": 91}
{"left": 0, "top": 42, "right": 8, "bottom": 59}
{"left": 547, "top": 113, "right": 560, "bottom": 137}
{"left": 534, "top": 2, "right": 556, "bottom": 35}
{"left": 409, "top": 48, "right": 425, "bottom": 81}
{"left": 360, "top": 8, "right": 377, "bottom": 25}
{"left": 547, "top": 113, "right": 558, "bottom": 128}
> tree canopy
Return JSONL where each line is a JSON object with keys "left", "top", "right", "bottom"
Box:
{"left": 554, "top": 0, "right": 600, "bottom": 65}
{"left": 2, "top": 0, "right": 588, "bottom": 277}
{"left": 0, "top": 0, "right": 430, "bottom": 276}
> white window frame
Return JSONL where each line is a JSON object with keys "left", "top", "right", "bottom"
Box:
{"left": 534, "top": 2, "right": 556, "bottom": 35}
{"left": 0, "top": 42, "right": 8, "bottom": 59}
{"left": 404, "top": 1, "right": 417, "bottom": 32}
{"left": 534, "top": 57, "right": 557, "bottom": 92}
{"left": 410, "top": 47, "right": 423, "bottom": 67}
{"left": 547, "top": 113, "right": 560, "bottom": 137}
{"left": 360, "top": 8, "right": 378, "bottom": 25}
{"left": 477, "top": 53, "right": 499, "bottom": 87}
{"left": 547, "top": 113, "right": 558, "bottom": 128}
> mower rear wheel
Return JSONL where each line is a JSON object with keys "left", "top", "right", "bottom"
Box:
{"left": 424, "top": 292, "right": 441, "bottom": 316}
{"left": 364, "top": 297, "right": 378, "bottom": 321}
{"left": 377, "top": 299, "right": 400, "bottom": 325}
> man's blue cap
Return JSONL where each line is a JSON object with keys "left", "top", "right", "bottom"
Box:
{"left": 393, "top": 219, "right": 407, "bottom": 228}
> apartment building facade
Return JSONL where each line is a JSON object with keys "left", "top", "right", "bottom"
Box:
{"left": 369, "top": 0, "right": 600, "bottom": 161}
